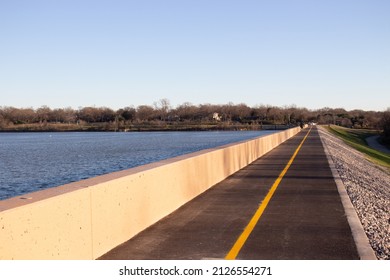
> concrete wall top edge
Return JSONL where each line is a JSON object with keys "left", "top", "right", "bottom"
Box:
{"left": 0, "top": 129, "right": 290, "bottom": 212}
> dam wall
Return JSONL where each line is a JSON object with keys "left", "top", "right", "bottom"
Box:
{"left": 0, "top": 127, "right": 301, "bottom": 259}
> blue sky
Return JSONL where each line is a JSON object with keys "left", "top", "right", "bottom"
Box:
{"left": 1, "top": 0, "right": 389, "bottom": 111}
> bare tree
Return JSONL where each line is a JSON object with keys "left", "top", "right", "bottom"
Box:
{"left": 153, "top": 98, "right": 171, "bottom": 121}
{"left": 0, "top": 103, "right": 386, "bottom": 131}
{"left": 136, "top": 105, "right": 156, "bottom": 122}
{"left": 35, "top": 106, "right": 52, "bottom": 124}
{"left": 78, "top": 107, "right": 100, "bottom": 123}
{"left": 174, "top": 102, "right": 197, "bottom": 121}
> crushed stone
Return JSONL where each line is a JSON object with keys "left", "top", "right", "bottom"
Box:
{"left": 318, "top": 126, "right": 390, "bottom": 260}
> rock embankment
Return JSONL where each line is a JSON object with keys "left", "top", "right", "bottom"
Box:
{"left": 318, "top": 126, "right": 390, "bottom": 260}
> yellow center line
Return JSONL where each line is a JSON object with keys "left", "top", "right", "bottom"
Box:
{"left": 225, "top": 127, "right": 312, "bottom": 260}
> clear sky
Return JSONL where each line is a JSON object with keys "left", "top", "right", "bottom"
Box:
{"left": 1, "top": 0, "right": 389, "bottom": 111}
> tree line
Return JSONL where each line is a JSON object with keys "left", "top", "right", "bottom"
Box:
{"left": 0, "top": 99, "right": 388, "bottom": 140}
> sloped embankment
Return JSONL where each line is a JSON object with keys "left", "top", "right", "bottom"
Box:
{"left": 318, "top": 126, "right": 389, "bottom": 260}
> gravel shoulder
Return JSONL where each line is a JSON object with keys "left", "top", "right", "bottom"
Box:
{"left": 318, "top": 126, "right": 390, "bottom": 260}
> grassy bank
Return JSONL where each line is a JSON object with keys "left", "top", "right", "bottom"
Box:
{"left": 325, "top": 125, "right": 390, "bottom": 169}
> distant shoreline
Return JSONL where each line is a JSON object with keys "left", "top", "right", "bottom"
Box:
{"left": 0, "top": 123, "right": 293, "bottom": 132}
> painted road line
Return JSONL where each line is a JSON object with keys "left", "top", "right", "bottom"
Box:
{"left": 225, "top": 127, "right": 312, "bottom": 260}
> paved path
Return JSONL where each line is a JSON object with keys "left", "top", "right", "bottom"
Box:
{"left": 100, "top": 127, "right": 359, "bottom": 260}
{"left": 366, "top": 135, "right": 390, "bottom": 154}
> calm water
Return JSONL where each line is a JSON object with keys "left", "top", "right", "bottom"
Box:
{"left": 0, "top": 131, "right": 276, "bottom": 200}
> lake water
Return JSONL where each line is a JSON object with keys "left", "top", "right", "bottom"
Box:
{"left": 0, "top": 130, "right": 276, "bottom": 200}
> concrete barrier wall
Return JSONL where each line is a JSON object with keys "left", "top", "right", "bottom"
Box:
{"left": 0, "top": 127, "right": 301, "bottom": 259}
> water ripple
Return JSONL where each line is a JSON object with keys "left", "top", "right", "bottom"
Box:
{"left": 0, "top": 131, "right": 275, "bottom": 200}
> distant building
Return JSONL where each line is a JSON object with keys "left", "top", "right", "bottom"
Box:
{"left": 213, "top": 112, "right": 221, "bottom": 121}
